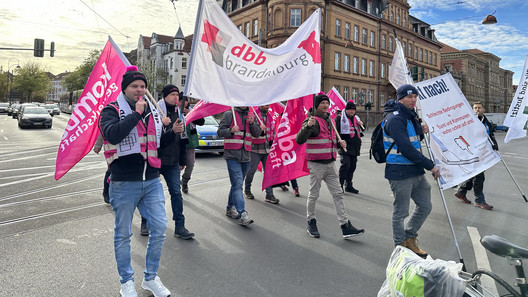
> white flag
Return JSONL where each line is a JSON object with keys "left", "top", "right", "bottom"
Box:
{"left": 416, "top": 73, "right": 501, "bottom": 189}
{"left": 504, "top": 55, "right": 528, "bottom": 143}
{"left": 184, "top": 0, "right": 321, "bottom": 106}
{"left": 389, "top": 37, "right": 414, "bottom": 90}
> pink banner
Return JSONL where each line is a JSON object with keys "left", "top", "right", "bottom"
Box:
{"left": 262, "top": 96, "right": 311, "bottom": 190}
{"left": 326, "top": 87, "right": 347, "bottom": 120}
{"left": 185, "top": 100, "right": 230, "bottom": 123}
{"left": 54, "top": 38, "right": 129, "bottom": 180}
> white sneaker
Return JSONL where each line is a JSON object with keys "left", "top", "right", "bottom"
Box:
{"left": 225, "top": 206, "right": 238, "bottom": 219}
{"left": 141, "top": 276, "right": 171, "bottom": 297}
{"left": 238, "top": 211, "right": 254, "bottom": 226}
{"left": 120, "top": 280, "right": 137, "bottom": 297}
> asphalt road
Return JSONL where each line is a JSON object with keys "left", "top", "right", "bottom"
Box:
{"left": 1, "top": 113, "right": 527, "bottom": 296}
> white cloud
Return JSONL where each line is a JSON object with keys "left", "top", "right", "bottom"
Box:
{"left": 408, "top": 0, "right": 518, "bottom": 12}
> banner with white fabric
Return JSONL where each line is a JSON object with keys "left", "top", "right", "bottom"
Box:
{"left": 184, "top": 0, "right": 321, "bottom": 106}
{"left": 388, "top": 37, "right": 414, "bottom": 90}
{"left": 416, "top": 73, "right": 501, "bottom": 189}
{"left": 504, "top": 55, "right": 528, "bottom": 143}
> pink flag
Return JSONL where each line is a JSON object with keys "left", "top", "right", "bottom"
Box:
{"left": 326, "top": 87, "right": 347, "bottom": 120}
{"left": 54, "top": 37, "right": 129, "bottom": 180}
{"left": 185, "top": 100, "right": 230, "bottom": 123}
{"left": 262, "top": 96, "right": 311, "bottom": 190}
{"left": 268, "top": 102, "right": 285, "bottom": 133}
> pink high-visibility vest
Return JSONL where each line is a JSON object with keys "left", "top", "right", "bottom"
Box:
{"left": 224, "top": 111, "right": 252, "bottom": 151}
{"left": 306, "top": 116, "right": 337, "bottom": 161}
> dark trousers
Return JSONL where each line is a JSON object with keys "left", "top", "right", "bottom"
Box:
{"left": 458, "top": 172, "right": 486, "bottom": 204}
{"left": 338, "top": 154, "right": 358, "bottom": 187}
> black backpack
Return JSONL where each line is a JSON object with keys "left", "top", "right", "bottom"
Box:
{"left": 369, "top": 118, "right": 395, "bottom": 163}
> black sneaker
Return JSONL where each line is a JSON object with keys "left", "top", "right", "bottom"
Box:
{"left": 341, "top": 220, "right": 364, "bottom": 239}
{"left": 140, "top": 217, "right": 149, "bottom": 236}
{"left": 345, "top": 187, "right": 359, "bottom": 194}
{"left": 174, "top": 226, "right": 195, "bottom": 239}
{"left": 182, "top": 183, "right": 188, "bottom": 194}
{"left": 244, "top": 190, "right": 255, "bottom": 199}
{"left": 307, "top": 218, "right": 320, "bottom": 238}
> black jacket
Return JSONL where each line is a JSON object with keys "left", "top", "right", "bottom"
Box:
{"left": 335, "top": 114, "right": 362, "bottom": 156}
{"left": 158, "top": 102, "right": 187, "bottom": 167}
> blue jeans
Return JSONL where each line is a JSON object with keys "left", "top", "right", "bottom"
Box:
{"left": 245, "top": 152, "right": 273, "bottom": 195}
{"left": 389, "top": 175, "right": 432, "bottom": 245}
{"left": 110, "top": 179, "right": 167, "bottom": 284}
{"left": 160, "top": 165, "right": 184, "bottom": 227}
{"left": 226, "top": 159, "right": 250, "bottom": 215}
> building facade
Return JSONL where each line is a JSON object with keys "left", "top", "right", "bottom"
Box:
{"left": 440, "top": 44, "right": 514, "bottom": 113}
{"left": 137, "top": 27, "right": 191, "bottom": 100}
{"left": 222, "top": 0, "right": 442, "bottom": 124}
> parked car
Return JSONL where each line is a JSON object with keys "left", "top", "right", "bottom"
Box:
{"left": 10, "top": 104, "right": 21, "bottom": 118}
{"left": 18, "top": 106, "right": 52, "bottom": 129}
{"left": 44, "top": 103, "right": 60, "bottom": 116}
{"left": 195, "top": 116, "right": 224, "bottom": 154}
{"left": 0, "top": 102, "right": 9, "bottom": 114}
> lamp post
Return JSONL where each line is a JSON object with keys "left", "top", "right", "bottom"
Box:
{"left": 7, "top": 58, "right": 20, "bottom": 103}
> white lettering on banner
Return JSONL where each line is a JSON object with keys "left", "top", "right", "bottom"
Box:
{"left": 59, "top": 62, "right": 119, "bottom": 152}
{"left": 269, "top": 112, "right": 297, "bottom": 168}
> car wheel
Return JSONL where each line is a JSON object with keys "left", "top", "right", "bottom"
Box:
{"left": 218, "top": 152, "right": 224, "bottom": 156}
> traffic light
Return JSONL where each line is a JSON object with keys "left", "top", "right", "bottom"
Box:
{"left": 34, "top": 38, "right": 44, "bottom": 57}
{"left": 50, "top": 42, "right": 55, "bottom": 57}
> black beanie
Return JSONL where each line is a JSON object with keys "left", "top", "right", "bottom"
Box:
{"left": 345, "top": 101, "right": 356, "bottom": 110}
{"left": 162, "top": 84, "right": 180, "bottom": 98}
{"left": 121, "top": 65, "right": 148, "bottom": 92}
{"left": 396, "top": 84, "right": 418, "bottom": 100}
{"left": 314, "top": 94, "right": 330, "bottom": 109}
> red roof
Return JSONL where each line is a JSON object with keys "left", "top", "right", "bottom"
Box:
{"left": 439, "top": 42, "right": 461, "bottom": 53}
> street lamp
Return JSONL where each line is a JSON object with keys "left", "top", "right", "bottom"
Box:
{"left": 7, "top": 58, "right": 20, "bottom": 103}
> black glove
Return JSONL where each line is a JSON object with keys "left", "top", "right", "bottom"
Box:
{"left": 492, "top": 144, "right": 499, "bottom": 151}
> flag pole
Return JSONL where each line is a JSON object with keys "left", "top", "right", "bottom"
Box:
{"left": 231, "top": 107, "right": 238, "bottom": 126}
{"left": 330, "top": 119, "right": 347, "bottom": 152}
{"left": 250, "top": 106, "right": 264, "bottom": 126}
{"left": 145, "top": 89, "right": 166, "bottom": 118}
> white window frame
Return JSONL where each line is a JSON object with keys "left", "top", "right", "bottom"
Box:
{"left": 290, "top": 9, "right": 301, "bottom": 27}
{"left": 334, "top": 52, "right": 341, "bottom": 71}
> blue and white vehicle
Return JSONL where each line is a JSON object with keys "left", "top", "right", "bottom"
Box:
{"left": 195, "top": 116, "right": 224, "bottom": 154}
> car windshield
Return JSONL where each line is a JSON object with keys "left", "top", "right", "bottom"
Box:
{"left": 204, "top": 116, "right": 219, "bottom": 125}
{"left": 45, "top": 104, "right": 58, "bottom": 109}
{"left": 0, "top": 103, "right": 9, "bottom": 107}
{"left": 24, "top": 107, "right": 48, "bottom": 114}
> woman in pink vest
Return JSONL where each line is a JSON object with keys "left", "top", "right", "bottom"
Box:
{"left": 296, "top": 94, "right": 365, "bottom": 240}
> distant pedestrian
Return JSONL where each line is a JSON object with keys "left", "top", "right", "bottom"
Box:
{"left": 179, "top": 97, "right": 205, "bottom": 194}
{"left": 217, "top": 107, "right": 261, "bottom": 226}
{"left": 296, "top": 94, "right": 365, "bottom": 239}
{"left": 99, "top": 66, "right": 171, "bottom": 297}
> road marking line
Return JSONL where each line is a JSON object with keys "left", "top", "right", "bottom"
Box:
{"left": 467, "top": 226, "right": 499, "bottom": 297}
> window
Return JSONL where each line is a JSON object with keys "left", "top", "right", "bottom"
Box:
{"left": 245, "top": 22, "right": 250, "bottom": 37}
{"left": 334, "top": 86, "right": 340, "bottom": 92}
{"left": 181, "top": 75, "right": 186, "bottom": 86}
{"left": 420, "top": 48, "right": 423, "bottom": 61}
{"left": 390, "top": 11, "right": 393, "bottom": 22}
{"left": 397, "top": 14, "right": 400, "bottom": 25}
{"left": 368, "top": 90, "right": 373, "bottom": 103}
{"left": 369, "top": 60, "right": 374, "bottom": 76}
{"left": 414, "top": 47, "right": 418, "bottom": 59}
{"left": 433, "top": 53, "right": 437, "bottom": 66}
{"left": 336, "top": 19, "right": 341, "bottom": 37}
{"left": 362, "top": 28, "right": 367, "bottom": 44}
{"left": 170, "top": 57, "right": 174, "bottom": 69}
{"left": 182, "top": 57, "right": 187, "bottom": 69}
{"left": 380, "top": 93, "right": 385, "bottom": 106}
{"left": 408, "top": 44, "right": 412, "bottom": 58}
{"left": 381, "top": 63, "right": 385, "bottom": 78}
{"left": 343, "top": 87, "right": 349, "bottom": 100}
{"left": 361, "top": 58, "right": 366, "bottom": 75}
{"left": 403, "top": 17, "right": 406, "bottom": 27}
{"left": 290, "top": 9, "right": 301, "bottom": 27}
{"left": 429, "top": 52, "right": 433, "bottom": 64}
{"left": 334, "top": 52, "right": 341, "bottom": 71}
{"left": 238, "top": 24, "right": 242, "bottom": 32}
{"left": 370, "top": 31, "right": 375, "bottom": 47}
{"left": 253, "top": 19, "right": 259, "bottom": 36}
{"left": 354, "top": 26, "right": 359, "bottom": 42}
{"left": 402, "top": 42, "right": 406, "bottom": 56}
{"left": 367, "top": 2, "right": 372, "bottom": 13}
{"left": 352, "top": 89, "right": 357, "bottom": 101}
{"left": 381, "top": 34, "right": 386, "bottom": 49}
{"left": 389, "top": 37, "right": 393, "bottom": 52}
{"left": 345, "top": 23, "right": 350, "bottom": 39}
{"left": 344, "top": 55, "right": 350, "bottom": 72}
{"left": 353, "top": 57, "right": 358, "bottom": 74}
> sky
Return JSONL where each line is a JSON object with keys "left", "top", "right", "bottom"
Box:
{"left": 1, "top": 0, "right": 527, "bottom": 83}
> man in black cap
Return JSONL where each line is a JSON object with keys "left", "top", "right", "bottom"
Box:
{"left": 335, "top": 101, "right": 364, "bottom": 194}
{"left": 157, "top": 84, "right": 195, "bottom": 239}
{"left": 296, "top": 94, "right": 365, "bottom": 239}
{"left": 382, "top": 84, "right": 440, "bottom": 259}
{"left": 99, "top": 66, "right": 171, "bottom": 297}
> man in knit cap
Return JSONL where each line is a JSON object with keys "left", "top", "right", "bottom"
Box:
{"left": 382, "top": 84, "right": 440, "bottom": 259}
{"left": 99, "top": 66, "right": 171, "bottom": 297}
{"left": 296, "top": 94, "right": 365, "bottom": 239}
{"left": 335, "top": 101, "right": 364, "bottom": 194}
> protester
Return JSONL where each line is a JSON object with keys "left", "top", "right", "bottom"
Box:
{"left": 296, "top": 94, "right": 365, "bottom": 239}
{"left": 93, "top": 133, "right": 111, "bottom": 204}
{"left": 156, "top": 84, "right": 195, "bottom": 239}
{"left": 454, "top": 102, "right": 498, "bottom": 210}
{"left": 179, "top": 97, "right": 205, "bottom": 194}
{"left": 99, "top": 66, "right": 171, "bottom": 297}
{"left": 217, "top": 107, "right": 261, "bottom": 225}
{"left": 335, "top": 101, "right": 364, "bottom": 194}
{"left": 244, "top": 105, "right": 280, "bottom": 204}
{"left": 382, "top": 84, "right": 440, "bottom": 259}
